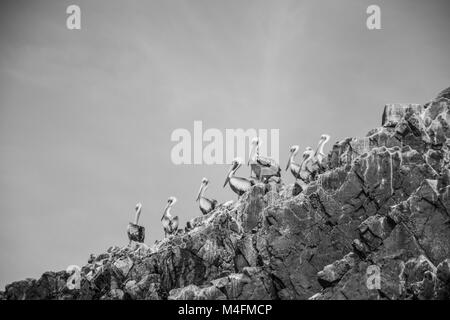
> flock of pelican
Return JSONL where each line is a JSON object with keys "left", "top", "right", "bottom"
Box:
{"left": 127, "top": 134, "right": 331, "bottom": 242}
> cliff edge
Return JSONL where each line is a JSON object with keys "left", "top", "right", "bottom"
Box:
{"left": 2, "top": 89, "right": 450, "bottom": 300}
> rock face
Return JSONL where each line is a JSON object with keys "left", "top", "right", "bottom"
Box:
{"left": 2, "top": 90, "right": 450, "bottom": 300}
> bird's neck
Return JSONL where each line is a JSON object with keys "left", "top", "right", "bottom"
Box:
{"left": 200, "top": 186, "right": 206, "bottom": 198}
{"left": 163, "top": 206, "right": 172, "bottom": 219}
{"left": 134, "top": 208, "right": 141, "bottom": 225}
{"left": 290, "top": 152, "right": 297, "bottom": 164}
{"left": 300, "top": 156, "right": 310, "bottom": 169}
{"left": 317, "top": 140, "right": 326, "bottom": 155}
{"left": 250, "top": 146, "right": 258, "bottom": 162}
{"left": 229, "top": 168, "right": 237, "bottom": 179}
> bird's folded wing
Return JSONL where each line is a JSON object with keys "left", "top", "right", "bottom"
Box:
{"left": 171, "top": 216, "right": 179, "bottom": 229}
{"left": 257, "top": 156, "right": 278, "bottom": 167}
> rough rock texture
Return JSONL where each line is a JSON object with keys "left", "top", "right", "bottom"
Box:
{"left": 2, "top": 90, "right": 450, "bottom": 300}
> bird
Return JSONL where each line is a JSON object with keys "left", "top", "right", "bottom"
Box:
{"left": 286, "top": 145, "right": 301, "bottom": 179}
{"left": 127, "top": 203, "right": 145, "bottom": 244}
{"left": 161, "top": 196, "right": 179, "bottom": 238}
{"left": 296, "top": 147, "right": 315, "bottom": 183}
{"left": 248, "top": 137, "right": 281, "bottom": 182}
{"left": 196, "top": 177, "right": 218, "bottom": 215}
{"left": 313, "top": 134, "right": 331, "bottom": 169}
{"left": 224, "top": 157, "right": 255, "bottom": 196}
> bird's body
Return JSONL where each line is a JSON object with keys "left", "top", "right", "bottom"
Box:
{"left": 127, "top": 203, "right": 145, "bottom": 244}
{"left": 286, "top": 145, "right": 301, "bottom": 179}
{"left": 224, "top": 158, "right": 254, "bottom": 196}
{"left": 248, "top": 138, "right": 281, "bottom": 182}
{"left": 286, "top": 146, "right": 316, "bottom": 183}
{"left": 229, "top": 176, "right": 253, "bottom": 196}
{"left": 199, "top": 197, "right": 217, "bottom": 215}
{"left": 162, "top": 197, "right": 179, "bottom": 237}
{"left": 289, "top": 162, "right": 301, "bottom": 179}
{"left": 196, "top": 178, "right": 218, "bottom": 215}
{"left": 127, "top": 223, "right": 145, "bottom": 243}
{"left": 162, "top": 216, "right": 179, "bottom": 237}
{"left": 299, "top": 147, "right": 315, "bottom": 182}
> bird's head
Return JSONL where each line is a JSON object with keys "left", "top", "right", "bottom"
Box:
{"left": 251, "top": 137, "right": 259, "bottom": 145}
{"left": 320, "top": 134, "right": 331, "bottom": 142}
{"left": 135, "top": 202, "right": 142, "bottom": 212}
{"left": 286, "top": 145, "right": 300, "bottom": 170}
{"left": 224, "top": 158, "right": 242, "bottom": 187}
{"left": 303, "top": 147, "right": 314, "bottom": 158}
{"left": 232, "top": 157, "right": 243, "bottom": 168}
{"left": 290, "top": 145, "right": 299, "bottom": 154}
{"left": 196, "top": 177, "right": 209, "bottom": 201}
{"left": 167, "top": 196, "right": 177, "bottom": 206}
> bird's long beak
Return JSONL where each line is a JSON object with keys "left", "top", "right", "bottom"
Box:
{"left": 223, "top": 176, "right": 230, "bottom": 188}
{"left": 299, "top": 158, "right": 305, "bottom": 169}
{"left": 196, "top": 183, "right": 204, "bottom": 201}
{"left": 161, "top": 203, "right": 169, "bottom": 220}
{"left": 300, "top": 152, "right": 311, "bottom": 167}
{"left": 314, "top": 139, "right": 324, "bottom": 157}
{"left": 223, "top": 166, "right": 233, "bottom": 187}
{"left": 285, "top": 153, "right": 292, "bottom": 171}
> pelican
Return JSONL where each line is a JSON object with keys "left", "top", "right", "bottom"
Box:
{"left": 196, "top": 177, "right": 218, "bottom": 215}
{"left": 313, "top": 134, "right": 331, "bottom": 168}
{"left": 224, "top": 157, "right": 254, "bottom": 196}
{"left": 127, "top": 203, "right": 145, "bottom": 244}
{"left": 161, "top": 196, "right": 179, "bottom": 238}
{"left": 285, "top": 145, "right": 301, "bottom": 179}
{"left": 296, "top": 147, "right": 315, "bottom": 183}
{"left": 248, "top": 137, "right": 281, "bottom": 182}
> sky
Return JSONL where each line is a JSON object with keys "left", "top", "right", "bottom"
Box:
{"left": 0, "top": 0, "right": 449, "bottom": 288}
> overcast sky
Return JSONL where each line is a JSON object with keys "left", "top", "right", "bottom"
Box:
{"left": 0, "top": 0, "right": 449, "bottom": 288}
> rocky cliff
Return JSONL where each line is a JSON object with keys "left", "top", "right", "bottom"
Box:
{"left": 2, "top": 89, "right": 450, "bottom": 300}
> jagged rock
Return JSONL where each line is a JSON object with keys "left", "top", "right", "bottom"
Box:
{"left": 124, "top": 273, "right": 161, "bottom": 300}
{"left": 317, "top": 252, "right": 358, "bottom": 285}
{"left": 358, "top": 214, "right": 395, "bottom": 250}
{"left": 436, "top": 87, "right": 450, "bottom": 100}
{"left": 401, "top": 255, "right": 437, "bottom": 300}
{"left": 168, "top": 267, "right": 274, "bottom": 300}
{"left": 101, "top": 288, "right": 125, "bottom": 300}
{"left": 382, "top": 103, "right": 423, "bottom": 127}
{"left": 435, "top": 259, "right": 450, "bottom": 299}
{"left": 3, "top": 91, "right": 450, "bottom": 300}
{"left": 113, "top": 257, "right": 133, "bottom": 278}
{"left": 168, "top": 284, "right": 227, "bottom": 300}
{"left": 387, "top": 179, "right": 450, "bottom": 264}
{"left": 5, "top": 279, "right": 36, "bottom": 300}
